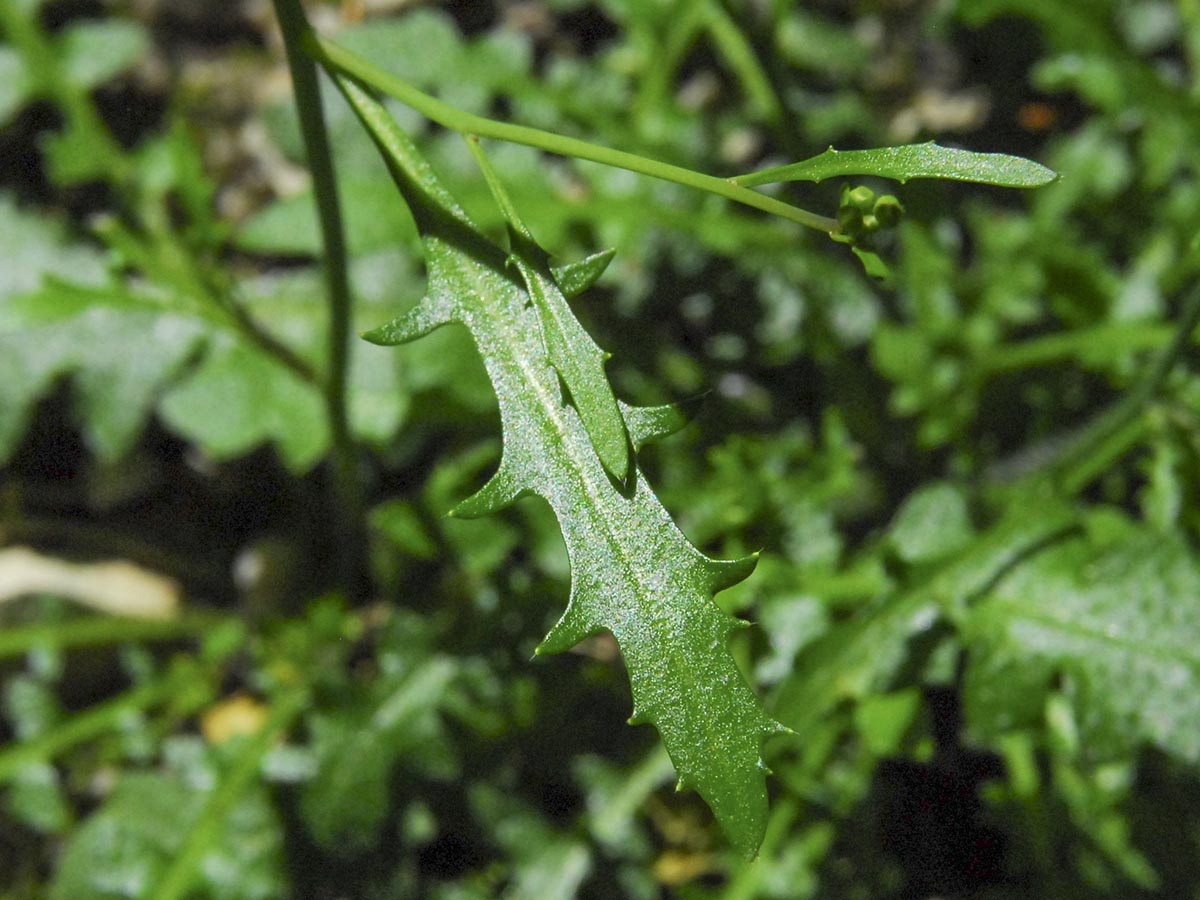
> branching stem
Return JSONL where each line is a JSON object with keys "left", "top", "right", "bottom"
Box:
{"left": 305, "top": 32, "right": 840, "bottom": 234}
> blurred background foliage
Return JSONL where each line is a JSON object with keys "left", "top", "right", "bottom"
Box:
{"left": 2, "top": 0, "right": 1200, "bottom": 897}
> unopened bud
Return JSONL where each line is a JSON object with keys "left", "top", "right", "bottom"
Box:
{"left": 846, "top": 185, "right": 876, "bottom": 212}
{"left": 873, "top": 194, "right": 904, "bottom": 228}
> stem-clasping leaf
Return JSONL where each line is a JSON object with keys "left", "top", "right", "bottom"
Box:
{"left": 733, "top": 141, "right": 1058, "bottom": 189}
{"left": 336, "top": 73, "right": 786, "bottom": 857}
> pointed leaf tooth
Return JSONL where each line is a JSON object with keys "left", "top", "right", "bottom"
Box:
{"left": 536, "top": 600, "right": 601, "bottom": 655}
{"left": 768, "top": 719, "right": 795, "bottom": 737}
{"left": 552, "top": 248, "right": 616, "bottom": 298}
{"left": 701, "top": 551, "right": 760, "bottom": 593}
{"left": 626, "top": 707, "right": 651, "bottom": 727}
{"left": 362, "top": 294, "right": 457, "bottom": 345}
{"left": 725, "top": 617, "right": 753, "bottom": 637}
{"left": 449, "top": 460, "right": 526, "bottom": 519}
{"left": 620, "top": 397, "right": 702, "bottom": 451}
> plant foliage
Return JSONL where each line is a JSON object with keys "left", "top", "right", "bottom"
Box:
{"left": 341, "top": 74, "right": 783, "bottom": 855}
{"left": 3, "top": 0, "right": 1200, "bottom": 896}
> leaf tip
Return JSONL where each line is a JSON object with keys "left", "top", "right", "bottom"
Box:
{"left": 360, "top": 324, "right": 391, "bottom": 346}
{"left": 769, "top": 719, "right": 796, "bottom": 737}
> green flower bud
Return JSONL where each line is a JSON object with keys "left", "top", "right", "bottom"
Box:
{"left": 846, "top": 185, "right": 876, "bottom": 212}
{"left": 873, "top": 194, "right": 905, "bottom": 228}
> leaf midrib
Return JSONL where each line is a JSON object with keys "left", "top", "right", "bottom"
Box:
{"left": 461, "top": 247, "right": 745, "bottom": 760}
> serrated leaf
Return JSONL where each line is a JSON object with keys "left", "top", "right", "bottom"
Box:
{"left": 734, "top": 142, "right": 1058, "bottom": 188}
{"left": 467, "top": 136, "right": 630, "bottom": 481}
{"left": 961, "top": 522, "right": 1200, "bottom": 762}
{"left": 339, "top": 74, "right": 783, "bottom": 856}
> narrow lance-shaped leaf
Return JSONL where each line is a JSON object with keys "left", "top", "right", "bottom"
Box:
{"left": 732, "top": 142, "right": 1058, "bottom": 189}
{"left": 338, "top": 73, "right": 785, "bottom": 857}
{"left": 465, "top": 134, "right": 630, "bottom": 483}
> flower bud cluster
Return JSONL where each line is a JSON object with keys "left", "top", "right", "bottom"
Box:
{"left": 832, "top": 184, "right": 904, "bottom": 246}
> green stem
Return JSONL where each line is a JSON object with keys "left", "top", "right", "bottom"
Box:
{"left": 0, "top": 669, "right": 206, "bottom": 784}
{"left": 0, "top": 613, "right": 222, "bottom": 662}
{"left": 634, "top": 4, "right": 704, "bottom": 123}
{"left": 221, "top": 294, "right": 321, "bottom": 387}
{"left": 306, "top": 32, "right": 840, "bottom": 234}
{"left": 148, "top": 688, "right": 308, "bottom": 900}
{"left": 1043, "top": 279, "right": 1200, "bottom": 493}
{"left": 272, "top": 0, "right": 364, "bottom": 591}
{"left": 1058, "top": 413, "right": 1150, "bottom": 497}
{"left": 977, "top": 321, "right": 1173, "bottom": 376}
{"left": 701, "top": 0, "right": 783, "bottom": 125}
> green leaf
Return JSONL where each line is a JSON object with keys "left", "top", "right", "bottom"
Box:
{"left": 5, "top": 763, "right": 71, "bottom": 834}
{"left": 888, "top": 482, "right": 974, "bottom": 564}
{"left": 157, "top": 334, "right": 329, "bottom": 470}
{"left": 341, "top": 75, "right": 783, "bottom": 857}
{"left": 466, "top": 135, "right": 630, "bottom": 481}
{"left": 0, "top": 46, "right": 33, "bottom": 126}
{"left": 0, "top": 195, "right": 408, "bottom": 468}
{"left": 961, "top": 521, "right": 1200, "bottom": 763}
{"left": 299, "top": 657, "right": 457, "bottom": 854}
{"left": 734, "top": 142, "right": 1058, "bottom": 188}
{"left": 60, "top": 19, "right": 149, "bottom": 91}
{"left": 50, "top": 770, "right": 284, "bottom": 900}
{"left": 470, "top": 785, "right": 593, "bottom": 900}
{"left": 773, "top": 501, "right": 1078, "bottom": 735}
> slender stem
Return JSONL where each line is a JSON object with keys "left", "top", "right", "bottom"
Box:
{"left": 634, "top": 4, "right": 704, "bottom": 123}
{"left": 1045, "top": 279, "right": 1200, "bottom": 493}
{"left": 306, "top": 32, "right": 840, "bottom": 234}
{"left": 701, "top": 0, "right": 783, "bottom": 125}
{"left": 977, "top": 321, "right": 1173, "bottom": 376}
{"left": 1058, "top": 414, "right": 1150, "bottom": 497}
{"left": 148, "top": 688, "right": 308, "bottom": 900}
{"left": 221, "top": 295, "right": 321, "bottom": 386}
{"left": 0, "top": 671, "right": 205, "bottom": 784}
{"left": 271, "top": 0, "right": 363, "bottom": 591}
{"left": 0, "top": 613, "right": 223, "bottom": 662}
